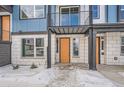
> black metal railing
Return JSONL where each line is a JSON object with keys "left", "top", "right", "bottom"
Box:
{"left": 49, "top": 11, "right": 90, "bottom": 27}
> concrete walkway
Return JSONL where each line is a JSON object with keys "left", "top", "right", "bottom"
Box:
{"left": 97, "top": 64, "right": 124, "bottom": 87}
{"left": 46, "top": 63, "right": 115, "bottom": 87}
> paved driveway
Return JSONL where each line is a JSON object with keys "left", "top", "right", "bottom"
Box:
{"left": 0, "top": 64, "right": 116, "bottom": 87}
{"left": 97, "top": 64, "right": 124, "bottom": 87}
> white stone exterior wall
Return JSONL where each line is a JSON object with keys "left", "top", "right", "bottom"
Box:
{"left": 12, "top": 34, "right": 89, "bottom": 66}
{"left": 84, "top": 36, "right": 89, "bottom": 63}
{"left": 56, "top": 34, "right": 88, "bottom": 64}
{"left": 95, "top": 32, "right": 124, "bottom": 65}
{"left": 105, "top": 32, "right": 124, "bottom": 65}
{"left": 12, "top": 32, "right": 124, "bottom": 66}
{"left": 51, "top": 34, "right": 56, "bottom": 65}
{"left": 12, "top": 34, "right": 56, "bottom": 66}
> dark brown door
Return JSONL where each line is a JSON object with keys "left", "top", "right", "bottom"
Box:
{"left": 60, "top": 38, "right": 70, "bottom": 64}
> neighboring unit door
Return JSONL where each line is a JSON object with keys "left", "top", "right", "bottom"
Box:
{"left": 60, "top": 38, "right": 70, "bottom": 64}
{"left": 2, "top": 15, "right": 10, "bottom": 41}
{"left": 96, "top": 37, "right": 100, "bottom": 64}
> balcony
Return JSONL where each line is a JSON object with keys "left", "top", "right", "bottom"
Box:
{"left": 48, "top": 11, "right": 90, "bottom": 34}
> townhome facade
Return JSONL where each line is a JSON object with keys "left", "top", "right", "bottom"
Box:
{"left": 1, "top": 5, "right": 124, "bottom": 70}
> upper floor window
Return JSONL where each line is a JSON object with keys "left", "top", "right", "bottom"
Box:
{"left": 92, "top": 5, "right": 100, "bottom": 19}
{"left": 20, "top": 5, "right": 45, "bottom": 19}
{"left": 119, "top": 5, "right": 124, "bottom": 21}
{"left": 60, "top": 6, "right": 79, "bottom": 26}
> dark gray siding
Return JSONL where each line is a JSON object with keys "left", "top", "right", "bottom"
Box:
{"left": 0, "top": 42, "right": 11, "bottom": 66}
{"left": 0, "top": 16, "right": 1, "bottom": 40}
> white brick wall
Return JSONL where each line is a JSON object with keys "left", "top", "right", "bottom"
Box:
{"left": 51, "top": 34, "right": 56, "bottom": 64}
{"left": 84, "top": 36, "right": 88, "bottom": 63}
{"left": 12, "top": 34, "right": 56, "bottom": 66}
{"left": 105, "top": 32, "right": 124, "bottom": 65}
{"left": 56, "top": 34, "right": 88, "bottom": 64}
{"left": 12, "top": 34, "right": 88, "bottom": 66}
{"left": 12, "top": 32, "right": 124, "bottom": 66}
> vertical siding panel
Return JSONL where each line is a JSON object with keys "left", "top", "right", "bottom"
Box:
{"left": 0, "top": 16, "right": 1, "bottom": 40}
{"left": 0, "top": 42, "right": 11, "bottom": 66}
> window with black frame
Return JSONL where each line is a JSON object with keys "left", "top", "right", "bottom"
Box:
{"left": 20, "top": 5, "right": 45, "bottom": 19}
{"left": 22, "top": 38, "right": 34, "bottom": 57}
{"left": 73, "top": 38, "right": 79, "bottom": 57}
{"left": 36, "top": 38, "right": 44, "bottom": 57}
{"left": 119, "top": 5, "right": 124, "bottom": 21}
{"left": 60, "top": 6, "right": 79, "bottom": 26}
{"left": 22, "top": 38, "right": 44, "bottom": 57}
{"left": 92, "top": 5, "right": 100, "bottom": 19}
{"left": 121, "top": 37, "right": 124, "bottom": 55}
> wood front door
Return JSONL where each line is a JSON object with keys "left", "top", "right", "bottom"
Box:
{"left": 2, "top": 15, "right": 10, "bottom": 41}
{"left": 96, "top": 37, "right": 100, "bottom": 64}
{"left": 60, "top": 38, "right": 70, "bottom": 64}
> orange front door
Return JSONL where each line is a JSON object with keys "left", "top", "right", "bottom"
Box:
{"left": 2, "top": 16, "right": 10, "bottom": 41}
{"left": 60, "top": 38, "right": 70, "bottom": 64}
{"left": 96, "top": 37, "right": 100, "bottom": 64}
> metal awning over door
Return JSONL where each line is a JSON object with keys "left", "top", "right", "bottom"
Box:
{"left": 49, "top": 25, "right": 89, "bottom": 34}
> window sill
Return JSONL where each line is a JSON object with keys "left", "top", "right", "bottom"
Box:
{"left": 21, "top": 57, "right": 45, "bottom": 59}
{"left": 72, "top": 56, "right": 80, "bottom": 58}
{"left": 93, "top": 17, "right": 100, "bottom": 19}
{"left": 20, "top": 17, "right": 46, "bottom": 20}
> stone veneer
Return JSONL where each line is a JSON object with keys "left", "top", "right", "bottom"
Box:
{"left": 12, "top": 33, "right": 89, "bottom": 66}
{"left": 12, "top": 34, "right": 56, "bottom": 66}
{"left": 105, "top": 32, "right": 124, "bottom": 65}
{"left": 55, "top": 34, "right": 88, "bottom": 64}
{"left": 12, "top": 32, "right": 124, "bottom": 66}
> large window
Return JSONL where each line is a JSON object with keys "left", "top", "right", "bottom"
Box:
{"left": 92, "top": 5, "right": 100, "bottom": 19}
{"left": 22, "top": 38, "right": 44, "bottom": 57}
{"left": 60, "top": 6, "right": 79, "bottom": 26}
{"left": 119, "top": 5, "right": 124, "bottom": 21}
{"left": 73, "top": 38, "right": 79, "bottom": 57}
{"left": 20, "top": 5, "right": 45, "bottom": 19}
{"left": 121, "top": 37, "right": 124, "bottom": 55}
{"left": 22, "top": 38, "right": 34, "bottom": 57}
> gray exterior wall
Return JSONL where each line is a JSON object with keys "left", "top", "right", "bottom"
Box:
{"left": 0, "top": 42, "right": 11, "bottom": 66}
{"left": 0, "top": 16, "right": 1, "bottom": 40}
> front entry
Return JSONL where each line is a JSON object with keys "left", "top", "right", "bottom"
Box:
{"left": 96, "top": 37, "right": 100, "bottom": 64}
{"left": 60, "top": 38, "right": 70, "bottom": 64}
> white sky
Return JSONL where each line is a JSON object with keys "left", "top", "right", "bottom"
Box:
{"left": 0, "top": 0, "right": 124, "bottom": 5}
